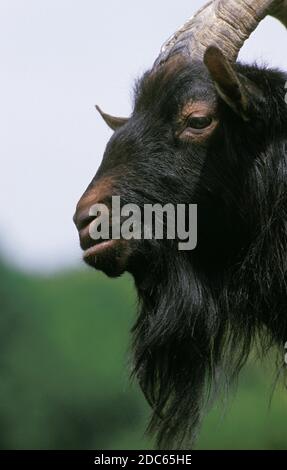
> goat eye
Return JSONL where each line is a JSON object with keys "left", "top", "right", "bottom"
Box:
{"left": 187, "top": 116, "right": 212, "bottom": 129}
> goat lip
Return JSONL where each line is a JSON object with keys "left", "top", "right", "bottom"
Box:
{"left": 82, "top": 238, "right": 132, "bottom": 277}
{"left": 83, "top": 239, "right": 117, "bottom": 260}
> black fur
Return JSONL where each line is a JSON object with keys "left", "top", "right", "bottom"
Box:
{"left": 79, "top": 59, "right": 287, "bottom": 448}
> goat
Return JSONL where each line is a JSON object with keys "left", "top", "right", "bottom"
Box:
{"left": 74, "top": 0, "right": 287, "bottom": 448}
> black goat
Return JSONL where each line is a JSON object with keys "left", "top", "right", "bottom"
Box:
{"left": 74, "top": 0, "right": 287, "bottom": 448}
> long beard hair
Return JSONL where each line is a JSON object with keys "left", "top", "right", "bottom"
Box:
{"left": 130, "top": 141, "right": 287, "bottom": 449}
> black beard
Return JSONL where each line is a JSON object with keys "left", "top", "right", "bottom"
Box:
{"left": 130, "top": 237, "right": 287, "bottom": 449}
{"left": 131, "top": 246, "right": 222, "bottom": 449}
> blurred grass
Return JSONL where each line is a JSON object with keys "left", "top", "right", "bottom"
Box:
{"left": 0, "top": 260, "right": 286, "bottom": 449}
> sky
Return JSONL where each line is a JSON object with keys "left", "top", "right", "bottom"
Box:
{"left": 0, "top": 0, "right": 286, "bottom": 272}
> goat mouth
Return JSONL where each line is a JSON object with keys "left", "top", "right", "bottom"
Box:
{"left": 83, "top": 238, "right": 131, "bottom": 277}
{"left": 83, "top": 239, "right": 117, "bottom": 259}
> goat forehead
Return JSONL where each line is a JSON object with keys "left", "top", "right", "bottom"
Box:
{"left": 134, "top": 60, "right": 215, "bottom": 114}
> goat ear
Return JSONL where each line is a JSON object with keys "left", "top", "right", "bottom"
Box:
{"left": 95, "top": 105, "right": 129, "bottom": 130}
{"left": 204, "top": 46, "right": 262, "bottom": 121}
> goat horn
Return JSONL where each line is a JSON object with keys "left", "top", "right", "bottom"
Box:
{"left": 95, "top": 105, "right": 129, "bottom": 131}
{"left": 154, "top": 0, "right": 286, "bottom": 67}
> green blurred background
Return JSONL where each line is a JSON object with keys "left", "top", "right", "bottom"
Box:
{"left": 0, "top": 257, "right": 286, "bottom": 450}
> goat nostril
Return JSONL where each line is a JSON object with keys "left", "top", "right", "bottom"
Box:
{"left": 73, "top": 207, "right": 95, "bottom": 231}
{"left": 78, "top": 215, "right": 96, "bottom": 231}
{"left": 75, "top": 200, "right": 112, "bottom": 232}
{"left": 73, "top": 205, "right": 89, "bottom": 229}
